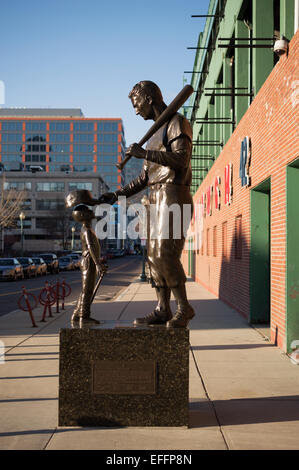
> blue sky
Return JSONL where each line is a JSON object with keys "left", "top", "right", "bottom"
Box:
{"left": 0, "top": 0, "right": 209, "bottom": 144}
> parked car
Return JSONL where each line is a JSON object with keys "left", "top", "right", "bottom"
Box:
{"left": 68, "top": 253, "right": 81, "bottom": 269}
{"left": 31, "top": 257, "right": 47, "bottom": 276}
{"left": 38, "top": 253, "right": 59, "bottom": 274}
{"left": 0, "top": 258, "right": 24, "bottom": 281}
{"left": 16, "top": 257, "right": 37, "bottom": 278}
{"left": 58, "top": 256, "right": 76, "bottom": 271}
{"left": 110, "top": 249, "right": 125, "bottom": 258}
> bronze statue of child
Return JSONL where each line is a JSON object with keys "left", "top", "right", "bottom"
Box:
{"left": 71, "top": 204, "right": 104, "bottom": 326}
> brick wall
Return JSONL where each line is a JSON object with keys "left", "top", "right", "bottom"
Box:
{"left": 183, "top": 30, "right": 299, "bottom": 351}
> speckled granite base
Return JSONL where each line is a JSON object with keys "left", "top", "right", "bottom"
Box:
{"left": 59, "top": 322, "right": 189, "bottom": 427}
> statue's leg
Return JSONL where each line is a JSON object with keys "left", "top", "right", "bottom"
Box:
{"left": 167, "top": 283, "right": 195, "bottom": 328}
{"left": 133, "top": 286, "right": 172, "bottom": 326}
{"left": 73, "top": 256, "right": 100, "bottom": 325}
{"left": 71, "top": 292, "right": 82, "bottom": 322}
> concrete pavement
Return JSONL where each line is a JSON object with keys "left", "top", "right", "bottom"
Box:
{"left": 1, "top": 277, "right": 299, "bottom": 450}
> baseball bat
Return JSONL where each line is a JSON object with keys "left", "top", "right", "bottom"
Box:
{"left": 116, "top": 84, "right": 194, "bottom": 170}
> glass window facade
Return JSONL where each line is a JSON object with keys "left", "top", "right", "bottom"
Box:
{"left": 73, "top": 165, "right": 94, "bottom": 172}
{"left": 4, "top": 181, "right": 31, "bottom": 190}
{"left": 2, "top": 122, "right": 22, "bottom": 131}
{"left": 49, "top": 122, "right": 70, "bottom": 131}
{"left": 36, "top": 199, "right": 65, "bottom": 210}
{"left": 0, "top": 117, "right": 125, "bottom": 192}
{"left": 36, "top": 182, "right": 64, "bottom": 192}
{"left": 26, "top": 122, "right": 46, "bottom": 131}
{"left": 69, "top": 182, "right": 92, "bottom": 191}
{"left": 1, "top": 133, "right": 22, "bottom": 142}
{"left": 73, "top": 122, "right": 94, "bottom": 132}
{"left": 2, "top": 154, "right": 22, "bottom": 162}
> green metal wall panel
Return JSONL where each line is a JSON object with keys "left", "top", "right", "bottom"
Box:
{"left": 281, "top": 0, "right": 295, "bottom": 40}
{"left": 223, "top": 58, "right": 233, "bottom": 144}
{"left": 253, "top": 0, "right": 274, "bottom": 93}
{"left": 286, "top": 164, "right": 299, "bottom": 352}
{"left": 250, "top": 179, "right": 271, "bottom": 323}
{"left": 235, "top": 19, "right": 250, "bottom": 124}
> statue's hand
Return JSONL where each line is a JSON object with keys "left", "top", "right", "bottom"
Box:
{"left": 98, "top": 192, "right": 117, "bottom": 205}
{"left": 96, "top": 263, "right": 108, "bottom": 276}
{"left": 126, "top": 143, "right": 146, "bottom": 159}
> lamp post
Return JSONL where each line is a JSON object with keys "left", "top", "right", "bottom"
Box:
{"left": 19, "top": 212, "right": 25, "bottom": 256}
{"left": 71, "top": 226, "right": 75, "bottom": 251}
{"left": 140, "top": 239, "right": 147, "bottom": 282}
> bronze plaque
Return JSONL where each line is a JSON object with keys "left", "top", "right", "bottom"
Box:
{"left": 92, "top": 360, "right": 157, "bottom": 395}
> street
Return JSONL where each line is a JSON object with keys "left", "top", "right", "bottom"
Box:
{"left": 0, "top": 255, "right": 143, "bottom": 317}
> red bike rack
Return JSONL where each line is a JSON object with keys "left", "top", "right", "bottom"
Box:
{"left": 54, "top": 280, "right": 71, "bottom": 312}
{"left": 39, "top": 281, "right": 56, "bottom": 322}
{"left": 17, "top": 287, "right": 38, "bottom": 328}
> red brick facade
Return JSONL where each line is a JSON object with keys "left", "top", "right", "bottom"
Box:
{"left": 183, "top": 30, "right": 299, "bottom": 351}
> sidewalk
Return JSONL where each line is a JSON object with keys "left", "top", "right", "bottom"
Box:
{"left": 1, "top": 278, "right": 299, "bottom": 450}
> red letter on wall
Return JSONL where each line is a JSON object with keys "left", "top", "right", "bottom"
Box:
{"left": 224, "top": 163, "right": 233, "bottom": 206}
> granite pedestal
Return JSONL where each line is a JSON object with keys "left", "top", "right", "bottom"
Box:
{"left": 59, "top": 322, "right": 190, "bottom": 427}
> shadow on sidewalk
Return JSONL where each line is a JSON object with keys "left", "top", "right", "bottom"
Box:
{"left": 191, "top": 344, "right": 274, "bottom": 351}
{"left": 1, "top": 393, "right": 299, "bottom": 438}
{"left": 189, "top": 395, "right": 299, "bottom": 428}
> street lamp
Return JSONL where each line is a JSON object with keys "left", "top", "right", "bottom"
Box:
{"left": 19, "top": 212, "right": 25, "bottom": 256}
{"left": 71, "top": 226, "right": 75, "bottom": 251}
{"left": 140, "top": 239, "right": 147, "bottom": 282}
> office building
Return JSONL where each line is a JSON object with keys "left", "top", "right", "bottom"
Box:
{"left": 0, "top": 108, "right": 126, "bottom": 193}
{"left": 2, "top": 171, "right": 109, "bottom": 253}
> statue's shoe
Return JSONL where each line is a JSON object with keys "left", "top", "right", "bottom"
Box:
{"left": 79, "top": 317, "right": 100, "bottom": 325}
{"left": 133, "top": 310, "right": 172, "bottom": 326}
{"left": 166, "top": 307, "right": 195, "bottom": 328}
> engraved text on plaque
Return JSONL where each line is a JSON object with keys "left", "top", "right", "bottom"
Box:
{"left": 92, "top": 360, "right": 156, "bottom": 395}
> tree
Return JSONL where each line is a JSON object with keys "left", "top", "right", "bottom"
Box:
{"left": 0, "top": 175, "right": 27, "bottom": 253}
{"left": 55, "top": 206, "right": 74, "bottom": 251}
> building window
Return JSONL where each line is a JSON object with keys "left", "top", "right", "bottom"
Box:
{"left": 36, "top": 218, "right": 58, "bottom": 230}
{"left": 16, "top": 218, "right": 31, "bottom": 229}
{"left": 73, "top": 144, "right": 94, "bottom": 153}
{"left": 22, "top": 199, "right": 32, "bottom": 210}
{"left": 1, "top": 133, "right": 22, "bottom": 143}
{"left": 25, "top": 155, "right": 46, "bottom": 162}
{"left": 73, "top": 155, "right": 94, "bottom": 163}
{"left": 49, "top": 144, "right": 70, "bottom": 153}
{"left": 222, "top": 221, "right": 227, "bottom": 258}
{"left": 98, "top": 144, "right": 118, "bottom": 154}
{"left": 49, "top": 133, "right": 70, "bottom": 143}
{"left": 1, "top": 144, "right": 22, "bottom": 153}
{"left": 25, "top": 122, "right": 47, "bottom": 132}
{"left": 73, "top": 165, "right": 94, "bottom": 172}
{"left": 98, "top": 121, "right": 118, "bottom": 132}
{"left": 2, "top": 154, "right": 22, "bottom": 162}
{"left": 73, "top": 122, "right": 94, "bottom": 132}
{"left": 213, "top": 225, "right": 217, "bottom": 257}
{"left": 49, "top": 154, "right": 70, "bottom": 163}
{"left": 69, "top": 182, "right": 92, "bottom": 191}
{"left": 25, "top": 134, "right": 46, "bottom": 142}
{"left": 36, "top": 199, "right": 65, "bottom": 210}
{"left": 49, "top": 122, "right": 70, "bottom": 132}
{"left": 4, "top": 181, "right": 31, "bottom": 191}
{"left": 36, "top": 182, "right": 64, "bottom": 192}
{"left": 235, "top": 215, "right": 242, "bottom": 259}
{"left": 1, "top": 121, "right": 22, "bottom": 131}
{"left": 73, "top": 134, "right": 94, "bottom": 143}
{"left": 206, "top": 228, "right": 210, "bottom": 256}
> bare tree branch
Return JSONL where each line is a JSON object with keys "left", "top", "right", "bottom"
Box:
{"left": 0, "top": 175, "right": 27, "bottom": 228}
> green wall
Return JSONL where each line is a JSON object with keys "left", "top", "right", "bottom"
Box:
{"left": 250, "top": 179, "right": 271, "bottom": 323}
{"left": 286, "top": 163, "right": 299, "bottom": 352}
